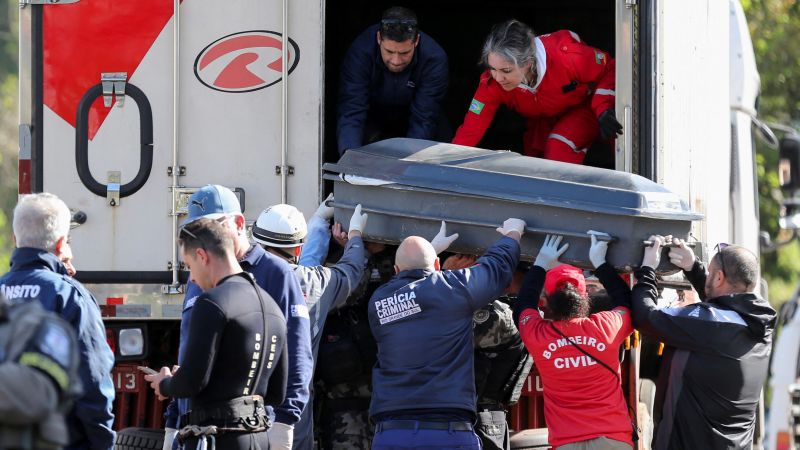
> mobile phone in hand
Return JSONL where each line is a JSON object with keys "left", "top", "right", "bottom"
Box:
{"left": 137, "top": 366, "right": 158, "bottom": 376}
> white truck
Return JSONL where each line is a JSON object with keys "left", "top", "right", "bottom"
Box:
{"left": 17, "top": 0, "right": 767, "bottom": 448}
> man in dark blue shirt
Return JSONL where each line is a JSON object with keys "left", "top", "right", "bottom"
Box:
{"left": 163, "top": 185, "right": 312, "bottom": 450}
{"left": 337, "top": 6, "right": 450, "bottom": 155}
{"left": 0, "top": 193, "right": 115, "bottom": 450}
{"left": 367, "top": 218, "right": 524, "bottom": 449}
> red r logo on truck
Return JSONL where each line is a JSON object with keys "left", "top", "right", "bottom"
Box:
{"left": 194, "top": 30, "right": 300, "bottom": 93}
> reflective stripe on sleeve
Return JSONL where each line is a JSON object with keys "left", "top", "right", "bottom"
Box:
{"left": 548, "top": 134, "right": 588, "bottom": 154}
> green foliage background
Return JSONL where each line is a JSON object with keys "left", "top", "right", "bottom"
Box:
{"left": 0, "top": 2, "right": 796, "bottom": 305}
{"left": 744, "top": 0, "right": 800, "bottom": 305}
{"left": 0, "top": 1, "right": 17, "bottom": 272}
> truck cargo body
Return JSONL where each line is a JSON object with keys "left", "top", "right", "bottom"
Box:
{"left": 18, "top": 0, "right": 763, "bottom": 447}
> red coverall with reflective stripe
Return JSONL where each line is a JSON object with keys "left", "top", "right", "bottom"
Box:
{"left": 452, "top": 30, "right": 616, "bottom": 164}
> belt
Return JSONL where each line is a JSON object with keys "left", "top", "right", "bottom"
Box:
{"left": 180, "top": 395, "right": 270, "bottom": 431}
{"left": 377, "top": 420, "right": 473, "bottom": 432}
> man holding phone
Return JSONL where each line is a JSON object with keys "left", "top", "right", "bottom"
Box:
{"left": 146, "top": 218, "right": 288, "bottom": 450}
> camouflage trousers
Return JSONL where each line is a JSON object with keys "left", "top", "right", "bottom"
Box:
{"left": 319, "top": 377, "right": 374, "bottom": 450}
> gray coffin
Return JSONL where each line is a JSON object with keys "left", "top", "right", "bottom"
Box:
{"left": 323, "top": 138, "right": 703, "bottom": 271}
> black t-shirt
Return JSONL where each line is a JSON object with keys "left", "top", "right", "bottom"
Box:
{"left": 161, "top": 273, "right": 288, "bottom": 409}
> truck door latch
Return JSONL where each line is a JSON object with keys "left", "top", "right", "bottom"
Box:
{"left": 107, "top": 171, "right": 121, "bottom": 207}
{"left": 101, "top": 72, "right": 128, "bottom": 107}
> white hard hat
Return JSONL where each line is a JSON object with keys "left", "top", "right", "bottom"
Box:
{"left": 252, "top": 204, "right": 308, "bottom": 248}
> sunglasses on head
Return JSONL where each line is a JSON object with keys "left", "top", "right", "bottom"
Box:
{"left": 380, "top": 19, "right": 417, "bottom": 33}
{"left": 179, "top": 226, "right": 207, "bottom": 252}
{"left": 714, "top": 243, "right": 730, "bottom": 277}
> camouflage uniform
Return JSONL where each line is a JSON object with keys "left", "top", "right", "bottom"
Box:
{"left": 473, "top": 298, "right": 531, "bottom": 450}
{"left": 319, "top": 375, "right": 374, "bottom": 449}
{"left": 317, "top": 251, "right": 394, "bottom": 450}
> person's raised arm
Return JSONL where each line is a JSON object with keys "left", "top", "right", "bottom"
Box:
{"left": 588, "top": 231, "right": 631, "bottom": 309}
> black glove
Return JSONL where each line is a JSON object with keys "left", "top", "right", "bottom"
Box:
{"left": 598, "top": 109, "right": 623, "bottom": 140}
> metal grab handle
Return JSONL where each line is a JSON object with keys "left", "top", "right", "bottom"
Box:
{"left": 75, "top": 82, "right": 154, "bottom": 198}
{"left": 328, "top": 200, "right": 617, "bottom": 242}
{"left": 642, "top": 240, "right": 697, "bottom": 248}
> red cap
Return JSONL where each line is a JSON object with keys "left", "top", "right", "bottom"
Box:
{"left": 544, "top": 264, "right": 587, "bottom": 297}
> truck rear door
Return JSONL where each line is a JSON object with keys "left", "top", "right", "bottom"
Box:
{"left": 19, "top": 0, "right": 323, "bottom": 288}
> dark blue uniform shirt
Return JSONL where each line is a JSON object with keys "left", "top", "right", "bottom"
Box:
{"left": 367, "top": 236, "right": 520, "bottom": 418}
{"left": 0, "top": 248, "right": 115, "bottom": 450}
{"left": 165, "top": 244, "right": 312, "bottom": 429}
{"left": 337, "top": 24, "right": 449, "bottom": 154}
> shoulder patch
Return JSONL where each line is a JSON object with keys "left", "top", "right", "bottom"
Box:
{"left": 595, "top": 51, "right": 606, "bottom": 65}
{"left": 291, "top": 304, "right": 310, "bottom": 319}
{"left": 473, "top": 309, "right": 490, "bottom": 324}
{"left": 184, "top": 296, "right": 198, "bottom": 311}
{"left": 615, "top": 308, "right": 627, "bottom": 316}
{"left": 39, "top": 321, "right": 72, "bottom": 367}
{"left": 469, "top": 99, "right": 485, "bottom": 115}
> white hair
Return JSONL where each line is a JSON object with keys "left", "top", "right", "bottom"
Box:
{"left": 13, "top": 193, "right": 71, "bottom": 252}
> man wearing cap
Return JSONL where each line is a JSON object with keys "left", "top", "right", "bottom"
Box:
{"left": 367, "top": 218, "right": 523, "bottom": 449}
{"left": 163, "top": 185, "right": 313, "bottom": 450}
{"left": 337, "top": 6, "right": 450, "bottom": 156}
{"left": 513, "top": 234, "right": 635, "bottom": 450}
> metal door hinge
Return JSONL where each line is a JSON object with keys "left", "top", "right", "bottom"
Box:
{"left": 625, "top": 0, "right": 637, "bottom": 7}
{"left": 275, "top": 165, "right": 295, "bottom": 176}
{"left": 20, "top": 0, "right": 79, "bottom": 6}
{"left": 101, "top": 72, "right": 128, "bottom": 107}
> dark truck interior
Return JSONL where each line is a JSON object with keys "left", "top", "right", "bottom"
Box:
{"left": 322, "top": 2, "right": 638, "bottom": 439}
{"left": 323, "top": 0, "right": 617, "bottom": 168}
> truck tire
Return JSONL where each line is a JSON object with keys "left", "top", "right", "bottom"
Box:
{"left": 114, "top": 428, "right": 164, "bottom": 450}
{"left": 510, "top": 428, "right": 550, "bottom": 449}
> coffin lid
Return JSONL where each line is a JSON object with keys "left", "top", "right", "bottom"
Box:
{"left": 323, "top": 139, "right": 703, "bottom": 221}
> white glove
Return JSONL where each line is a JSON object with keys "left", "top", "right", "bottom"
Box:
{"left": 587, "top": 230, "right": 611, "bottom": 269}
{"left": 430, "top": 221, "right": 459, "bottom": 254}
{"left": 314, "top": 193, "right": 335, "bottom": 220}
{"left": 642, "top": 235, "right": 665, "bottom": 269}
{"left": 268, "top": 422, "right": 294, "bottom": 450}
{"left": 668, "top": 238, "right": 695, "bottom": 271}
{"left": 534, "top": 235, "right": 569, "bottom": 270}
{"left": 349, "top": 204, "right": 368, "bottom": 234}
{"left": 163, "top": 428, "right": 178, "bottom": 450}
{"left": 496, "top": 218, "right": 526, "bottom": 238}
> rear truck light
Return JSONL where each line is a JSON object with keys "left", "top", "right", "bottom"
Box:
{"left": 119, "top": 328, "right": 145, "bottom": 357}
{"left": 18, "top": 125, "right": 31, "bottom": 194}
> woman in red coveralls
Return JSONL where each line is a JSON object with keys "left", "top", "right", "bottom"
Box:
{"left": 452, "top": 20, "right": 622, "bottom": 164}
{"left": 513, "top": 234, "right": 635, "bottom": 450}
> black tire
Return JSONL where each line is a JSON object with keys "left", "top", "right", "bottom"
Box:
{"left": 114, "top": 427, "right": 164, "bottom": 450}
